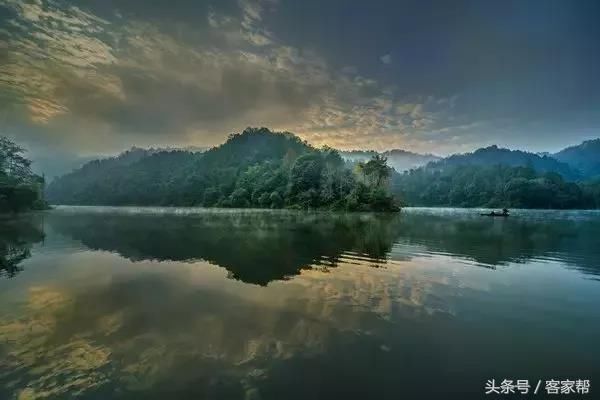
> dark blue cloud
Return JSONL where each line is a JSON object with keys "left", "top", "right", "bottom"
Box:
{"left": 272, "top": 0, "right": 600, "bottom": 150}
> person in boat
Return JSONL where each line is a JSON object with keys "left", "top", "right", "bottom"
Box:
{"left": 483, "top": 208, "right": 509, "bottom": 216}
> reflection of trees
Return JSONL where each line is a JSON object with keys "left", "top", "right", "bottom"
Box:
{"left": 46, "top": 209, "right": 600, "bottom": 282}
{"left": 396, "top": 212, "right": 600, "bottom": 276}
{"left": 47, "top": 211, "right": 403, "bottom": 285}
{"left": 0, "top": 215, "right": 45, "bottom": 278}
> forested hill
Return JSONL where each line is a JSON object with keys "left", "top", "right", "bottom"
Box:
{"left": 393, "top": 163, "right": 600, "bottom": 209}
{"left": 430, "top": 145, "right": 579, "bottom": 179}
{"left": 46, "top": 149, "right": 198, "bottom": 205}
{"left": 391, "top": 140, "right": 600, "bottom": 209}
{"left": 341, "top": 149, "right": 439, "bottom": 172}
{"left": 553, "top": 139, "right": 600, "bottom": 178}
{"left": 46, "top": 128, "right": 399, "bottom": 211}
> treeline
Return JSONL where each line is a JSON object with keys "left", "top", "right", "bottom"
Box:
{"left": 47, "top": 128, "right": 399, "bottom": 211}
{"left": 0, "top": 137, "right": 47, "bottom": 213}
{"left": 393, "top": 164, "right": 600, "bottom": 209}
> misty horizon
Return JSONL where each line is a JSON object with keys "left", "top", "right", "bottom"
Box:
{"left": 26, "top": 128, "right": 599, "bottom": 180}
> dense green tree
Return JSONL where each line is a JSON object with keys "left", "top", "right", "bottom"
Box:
{"left": 359, "top": 154, "right": 391, "bottom": 187}
{"left": 230, "top": 188, "right": 250, "bottom": 207}
{"left": 269, "top": 191, "right": 283, "bottom": 208}
{"left": 581, "top": 179, "right": 600, "bottom": 208}
{"left": 0, "top": 137, "right": 47, "bottom": 213}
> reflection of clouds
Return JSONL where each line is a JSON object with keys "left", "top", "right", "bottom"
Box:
{"left": 0, "top": 286, "right": 111, "bottom": 399}
{"left": 27, "top": 285, "right": 70, "bottom": 311}
{"left": 269, "top": 253, "right": 498, "bottom": 328}
{"left": 0, "top": 250, "right": 467, "bottom": 398}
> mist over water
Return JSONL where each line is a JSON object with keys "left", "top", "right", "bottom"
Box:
{"left": 1, "top": 207, "right": 599, "bottom": 399}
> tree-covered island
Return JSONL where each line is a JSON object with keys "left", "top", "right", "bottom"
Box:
{"left": 46, "top": 128, "right": 400, "bottom": 211}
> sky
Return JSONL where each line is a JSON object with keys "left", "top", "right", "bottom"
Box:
{"left": 1, "top": 0, "right": 600, "bottom": 172}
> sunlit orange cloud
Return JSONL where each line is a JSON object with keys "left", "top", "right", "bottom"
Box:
{"left": 27, "top": 97, "right": 68, "bottom": 123}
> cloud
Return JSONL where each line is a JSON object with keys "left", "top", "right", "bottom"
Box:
{"left": 0, "top": 0, "right": 116, "bottom": 123}
{"left": 238, "top": 0, "right": 276, "bottom": 46}
{"left": 0, "top": 0, "right": 460, "bottom": 156}
{"left": 380, "top": 53, "right": 392, "bottom": 65}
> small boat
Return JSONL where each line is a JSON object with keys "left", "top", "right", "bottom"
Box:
{"left": 480, "top": 212, "right": 509, "bottom": 217}
{"left": 481, "top": 209, "right": 510, "bottom": 217}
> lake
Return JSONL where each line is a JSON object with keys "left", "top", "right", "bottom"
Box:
{"left": 1, "top": 207, "right": 599, "bottom": 399}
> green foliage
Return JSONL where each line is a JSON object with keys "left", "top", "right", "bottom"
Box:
{"left": 269, "top": 191, "right": 283, "bottom": 208}
{"left": 356, "top": 154, "right": 391, "bottom": 187}
{"left": 47, "top": 128, "right": 399, "bottom": 212}
{"left": 0, "top": 137, "right": 47, "bottom": 213}
{"left": 581, "top": 179, "right": 600, "bottom": 209}
{"left": 393, "top": 164, "right": 600, "bottom": 209}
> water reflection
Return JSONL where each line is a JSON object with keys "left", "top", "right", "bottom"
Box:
{"left": 45, "top": 210, "right": 401, "bottom": 285}
{"left": 1, "top": 208, "right": 599, "bottom": 399}
{"left": 1, "top": 255, "right": 452, "bottom": 399}
{"left": 0, "top": 215, "right": 45, "bottom": 278}
{"left": 393, "top": 210, "right": 600, "bottom": 276}
{"left": 43, "top": 207, "right": 600, "bottom": 281}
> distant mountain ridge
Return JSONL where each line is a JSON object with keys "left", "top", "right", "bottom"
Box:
{"left": 35, "top": 145, "right": 207, "bottom": 183}
{"left": 47, "top": 136, "right": 600, "bottom": 184}
{"left": 430, "top": 145, "right": 580, "bottom": 180}
{"left": 341, "top": 137, "right": 600, "bottom": 179}
{"left": 341, "top": 149, "right": 440, "bottom": 172}
{"left": 552, "top": 139, "right": 600, "bottom": 179}
{"left": 45, "top": 147, "right": 199, "bottom": 205}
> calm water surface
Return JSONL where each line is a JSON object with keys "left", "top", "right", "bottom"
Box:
{"left": 1, "top": 207, "right": 599, "bottom": 399}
